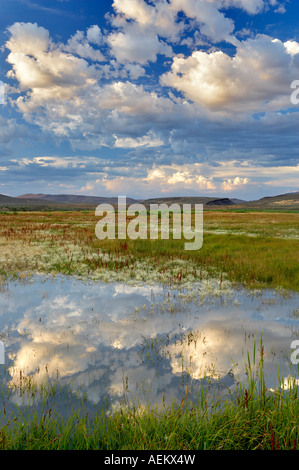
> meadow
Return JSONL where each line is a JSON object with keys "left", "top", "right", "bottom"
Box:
{"left": 0, "top": 208, "right": 298, "bottom": 290}
{"left": 0, "top": 208, "right": 298, "bottom": 450}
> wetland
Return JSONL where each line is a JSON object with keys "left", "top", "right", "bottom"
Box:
{"left": 0, "top": 209, "right": 298, "bottom": 449}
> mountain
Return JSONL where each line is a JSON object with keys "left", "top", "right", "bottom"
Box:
{"left": 18, "top": 193, "right": 137, "bottom": 205}
{"left": 0, "top": 191, "right": 297, "bottom": 211}
{"left": 231, "top": 198, "right": 246, "bottom": 204}
{"left": 140, "top": 196, "right": 236, "bottom": 207}
{"left": 241, "top": 191, "right": 299, "bottom": 209}
{"left": 0, "top": 193, "right": 62, "bottom": 209}
{"left": 18, "top": 194, "right": 238, "bottom": 208}
{"left": 206, "top": 198, "right": 235, "bottom": 206}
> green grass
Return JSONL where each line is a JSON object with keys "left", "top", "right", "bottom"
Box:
{"left": 0, "top": 209, "right": 298, "bottom": 291}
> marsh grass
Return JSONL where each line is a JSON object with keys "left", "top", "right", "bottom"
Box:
{"left": 0, "top": 210, "right": 298, "bottom": 291}
{"left": 0, "top": 337, "right": 298, "bottom": 450}
{"left": 0, "top": 209, "right": 298, "bottom": 449}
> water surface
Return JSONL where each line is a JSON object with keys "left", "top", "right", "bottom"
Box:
{"left": 0, "top": 275, "right": 298, "bottom": 415}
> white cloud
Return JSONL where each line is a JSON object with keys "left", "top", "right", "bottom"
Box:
{"left": 107, "top": 0, "right": 285, "bottom": 56}
{"left": 84, "top": 160, "right": 299, "bottom": 199}
{"left": 86, "top": 25, "right": 103, "bottom": 46}
{"left": 6, "top": 22, "right": 99, "bottom": 92}
{"left": 114, "top": 132, "right": 164, "bottom": 148}
{"left": 108, "top": 0, "right": 276, "bottom": 65}
{"left": 111, "top": 0, "right": 183, "bottom": 42}
{"left": 108, "top": 23, "right": 173, "bottom": 65}
{"left": 5, "top": 22, "right": 175, "bottom": 147}
{"left": 196, "top": 175, "right": 217, "bottom": 190}
{"left": 170, "top": 0, "right": 235, "bottom": 43}
{"left": 124, "top": 63, "right": 146, "bottom": 79}
{"left": 222, "top": 176, "right": 249, "bottom": 191}
{"left": 220, "top": 0, "right": 265, "bottom": 14}
{"left": 284, "top": 40, "right": 299, "bottom": 56}
{"left": 4, "top": 7, "right": 298, "bottom": 177}
{"left": 161, "top": 35, "right": 299, "bottom": 115}
{"left": 144, "top": 164, "right": 217, "bottom": 192}
{"left": 65, "top": 30, "right": 105, "bottom": 62}
{"left": 6, "top": 22, "right": 50, "bottom": 57}
{"left": 100, "top": 81, "right": 174, "bottom": 116}
{"left": 109, "top": 0, "right": 280, "bottom": 51}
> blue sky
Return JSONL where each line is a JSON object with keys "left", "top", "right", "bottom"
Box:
{"left": 0, "top": 0, "right": 298, "bottom": 200}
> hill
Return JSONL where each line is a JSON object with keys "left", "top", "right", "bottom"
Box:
{"left": 0, "top": 194, "right": 63, "bottom": 210}
{"left": 140, "top": 196, "right": 236, "bottom": 207}
{"left": 0, "top": 191, "right": 297, "bottom": 211}
{"left": 18, "top": 194, "right": 137, "bottom": 206}
{"left": 241, "top": 191, "right": 299, "bottom": 210}
{"left": 17, "top": 194, "right": 239, "bottom": 209}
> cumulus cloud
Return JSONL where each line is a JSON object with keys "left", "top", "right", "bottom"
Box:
{"left": 144, "top": 164, "right": 217, "bottom": 192}
{"left": 161, "top": 35, "right": 299, "bottom": 115}
{"left": 111, "top": 0, "right": 183, "bottom": 42}
{"left": 6, "top": 22, "right": 99, "bottom": 91}
{"left": 5, "top": 22, "right": 176, "bottom": 147}
{"left": 222, "top": 176, "right": 249, "bottom": 191}
{"left": 108, "top": 0, "right": 282, "bottom": 50}
{"left": 65, "top": 30, "right": 105, "bottom": 62}
{"left": 2, "top": 150, "right": 298, "bottom": 199}
{"left": 87, "top": 160, "right": 299, "bottom": 199}
{"left": 170, "top": 0, "right": 235, "bottom": 44}
{"left": 108, "top": 23, "right": 173, "bottom": 65}
{"left": 2, "top": 0, "right": 297, "bottom": 199}
{"left": 284, "top": 40, "right": 299, "bottom": 56}
{"left": 5, "top": 21, "right": 299, "bottom": 164}
{"left": 86, "top": 25, "right": 103, "bottom": 46}
{"left": 107, "top": 0, "right": 265, "bottom": 65}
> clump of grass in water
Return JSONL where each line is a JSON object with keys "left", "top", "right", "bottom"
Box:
{"left": 0, "top": 335, "right": 298, "bottom": 450}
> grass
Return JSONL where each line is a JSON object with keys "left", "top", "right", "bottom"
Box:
{"left": 0, "top": 337, "right": 298, "bottom": 450}
{"left": 0, "top": 209, "right": 298, "bottom": 290}
{"left": 0, "top": 209, "right": 298, "bottom": 450}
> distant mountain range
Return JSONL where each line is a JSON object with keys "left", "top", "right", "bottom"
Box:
{"left": 18, "top": 193, "right": 137, "bottom": 205}
{"left": 0, "top": 191, "right": 298, "bottom": 210}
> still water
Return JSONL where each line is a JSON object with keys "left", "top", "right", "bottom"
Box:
{"left": 0, "top": 275, "right": 298, "bottom": 415}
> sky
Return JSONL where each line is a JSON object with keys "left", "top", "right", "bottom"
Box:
{"left": 0, "top": 0, "right": 298, "bottom": 200}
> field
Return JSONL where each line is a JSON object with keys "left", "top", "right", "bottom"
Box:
{"left": 0, "top": 208, "right": 298, "bottom": 451}
{"left": 0, "top": 209, "right": 298, "bottom": 291}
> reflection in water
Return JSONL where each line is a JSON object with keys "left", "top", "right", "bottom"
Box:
{"left": 0, "top": 275, "right": 298, "bottom": 414}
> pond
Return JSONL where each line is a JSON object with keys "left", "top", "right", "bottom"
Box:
{"left": 0, "top": 274, "right": 298, "bottom": 417}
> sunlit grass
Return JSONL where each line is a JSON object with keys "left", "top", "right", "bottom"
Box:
{"left": 0, "top": 209, "right": 298, "bottom": 291}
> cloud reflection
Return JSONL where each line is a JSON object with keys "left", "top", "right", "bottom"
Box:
{"left": 1, "top": 276, "right": 298, "bottom": 410}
